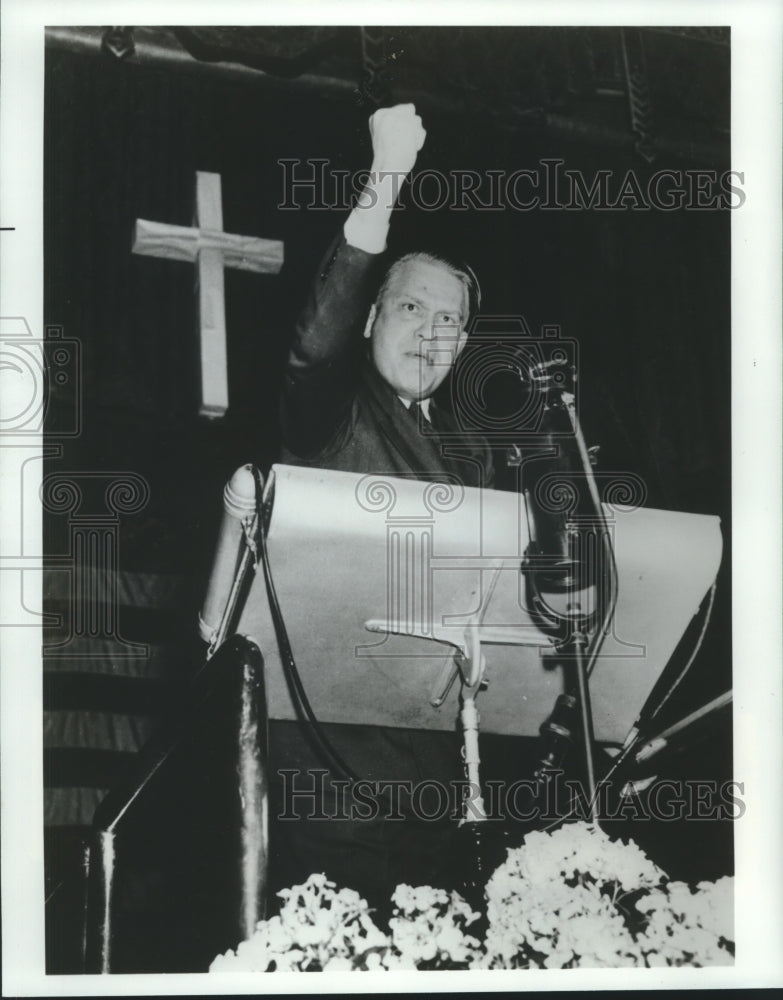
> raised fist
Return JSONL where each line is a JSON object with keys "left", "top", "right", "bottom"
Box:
{"left": 368, "top": 103, "right": 426, "bottom": 175}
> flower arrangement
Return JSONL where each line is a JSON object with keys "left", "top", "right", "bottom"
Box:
{"left": 482, "top": 821, "right": 733, "bottom": 968}
{"left": 209, "top": 875, "right": 389, "bottom": 971}
{"left": 383, "top": 884, "right": 484, "bottom": 969}
{"left": 634, "top": 876, "right": 734, "bottom": 968}
{"left": 210, "top": 822, "right": 734, "bottom": 972}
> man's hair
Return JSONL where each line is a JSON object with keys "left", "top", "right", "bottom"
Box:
{"left": 375, "top": 251, "right": 481, "bottom": 328}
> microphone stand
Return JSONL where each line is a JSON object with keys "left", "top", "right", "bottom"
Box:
{"left": 511, "top": 360, "right": 619, "bottom": 827}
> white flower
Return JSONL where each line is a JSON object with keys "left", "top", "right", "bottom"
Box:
{"left": 484, "top": 822, "right": 673, "bottom": 969}
{"left": 636, "top": 877, "right": 734, "bottom": 967}
{"left": 208, "top": 873, "right": 391, "bottom": 971}
{"left": 323, "top": 956, "right": 352, "bottom": 970}
{"left": 387, "top": 885, "right": 482, "bottom": 968}
{"left": 209, "top": 824, "right": 734, "bottom": 973}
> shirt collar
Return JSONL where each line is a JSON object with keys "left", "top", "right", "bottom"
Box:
{"left": 398, "top": 396, "right": 432, "bottom": 421}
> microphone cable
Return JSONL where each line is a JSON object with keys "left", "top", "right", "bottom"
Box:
{"left": 251, "top": 465, "right": 361, "bottom": 786}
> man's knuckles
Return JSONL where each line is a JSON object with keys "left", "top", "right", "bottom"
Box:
{"left": 371, "top": 104, "right": 422, "bottom": 135}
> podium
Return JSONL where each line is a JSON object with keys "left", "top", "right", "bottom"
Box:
{"left": 82, "top": 463, "right": 722, "bottom": 972}
{"left": 212, "top": 464, "right": 723, "bottom": 744}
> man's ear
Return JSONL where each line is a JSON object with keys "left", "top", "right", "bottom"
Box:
{"left": 454, "top": 328, "right": 469, "bottom": 358}
{"left": 363, "top": 303, "right": 377, "bottom": 340}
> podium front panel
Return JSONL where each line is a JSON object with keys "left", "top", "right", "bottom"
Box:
{"left": 234, "top": 465, "right": 722, "bottom": 742}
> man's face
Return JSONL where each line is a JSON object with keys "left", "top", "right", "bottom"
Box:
{"left": 366, "top": 260, "right": 469, "bottom": 401}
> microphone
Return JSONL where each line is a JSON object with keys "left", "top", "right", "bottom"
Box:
{"left": 521, "top": 360, "right": 595, "bottom": 594}
{"left": 199, "top": 464, "right": 259, "bottom": 649}
{"left": 516, "top": 361, "right": 612, "bottom": 822}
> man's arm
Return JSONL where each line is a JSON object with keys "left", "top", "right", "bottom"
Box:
{"left": 344, "top": 104, "right": 426, "bottom": 253}
{"left": 280, "top": 106, "right": 425, "bottom": 458}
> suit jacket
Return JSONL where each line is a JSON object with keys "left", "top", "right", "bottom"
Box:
{"left": 280, "top": 233, "right": 494, "bottom": 489}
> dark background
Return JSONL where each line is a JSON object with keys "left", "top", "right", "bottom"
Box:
{"left": 42, "top": 26, "right": 733, "bottom": 972}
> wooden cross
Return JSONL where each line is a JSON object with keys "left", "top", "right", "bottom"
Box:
{"left": 132, "top": 171, "right": 284, "bottom": 419}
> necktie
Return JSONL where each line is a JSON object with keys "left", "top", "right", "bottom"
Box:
{"left": 410, "top": 400, "right": 444, "bottom": 456}
{"left": 408, "top": 400, "right": 433, "bottom": 433}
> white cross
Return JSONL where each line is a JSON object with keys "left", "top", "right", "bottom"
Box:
{"left": 132, "top": 171, "right": 284, "bottom": 419}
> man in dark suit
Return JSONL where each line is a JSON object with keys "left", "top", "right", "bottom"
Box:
{"left": 270, "top": 105, "right": 495, "bottom": 911}
{"left": 281, "top": 103, "right": 493, "bottom": 490}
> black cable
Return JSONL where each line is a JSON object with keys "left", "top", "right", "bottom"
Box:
{"left": 251, "top": 466, "right": 360, "bottom": 786}
{"left": 644, "top": 581, "right": 718, "bottom": 724}
{"left": 596, "top": 579, "right": 720, "bottom": 786}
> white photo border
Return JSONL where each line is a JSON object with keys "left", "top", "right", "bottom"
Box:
{"left": 1, "top": 0, "right": 781, "bottom": 993}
